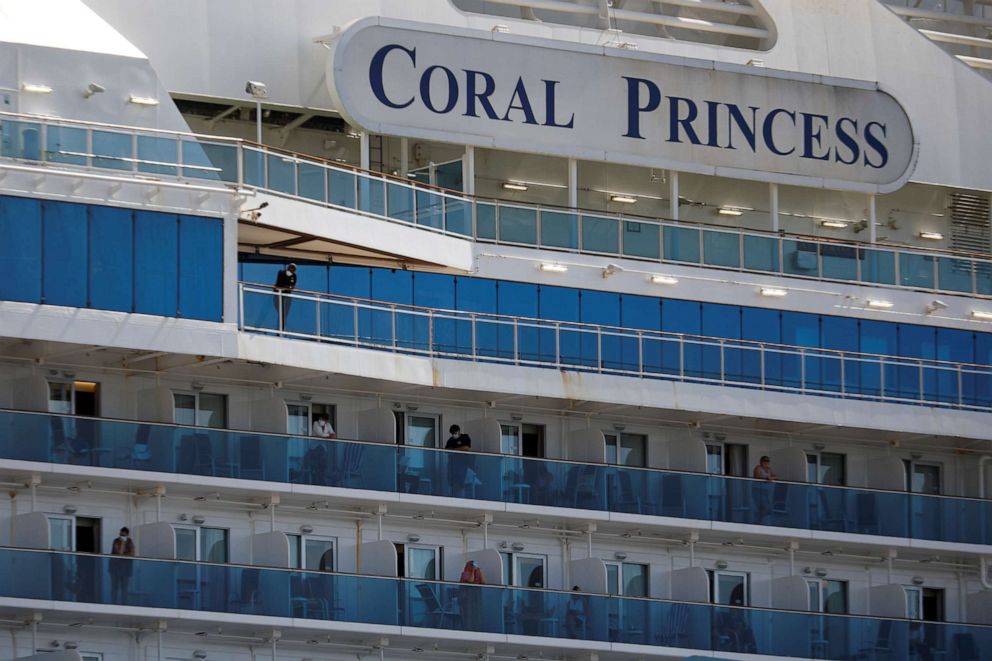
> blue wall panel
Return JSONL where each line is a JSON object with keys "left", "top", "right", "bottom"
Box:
{"left": 0, "top": 196, "right": 42, "bottom": 303}
{"left": 88, "top": 206, "right": 133, "bottom": 312}
{"left": 134, "top": 211, "right": 178, "bottom": 317}
{"left": 178, "top": 215, "right": 223, "bottom": 322}
{"left": 42, "top": 200, "right": 87, "bottom": 307}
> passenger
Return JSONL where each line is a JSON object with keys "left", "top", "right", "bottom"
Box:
{"left": 459, "top": 560, "right": 486, "bottom": 629}
{"left": 273, "top": 263, "right": 297, "bottom": 331}
{"left": 311, "top": 413, "right": 336, "bottom": 439}
{"left": 109, "top": 526, "right": 136, "bottom": 604}
{"left": 752, "top": 456, "right": 777, "bottom": 481}
{"left": 445, "top": 424, "right": 475, "bottom": 496}
{"left": 565, "top": 585, "right": 588, "bottom": 638}
{"left": 751, "top": 455, "right": 777, "bottom": 523}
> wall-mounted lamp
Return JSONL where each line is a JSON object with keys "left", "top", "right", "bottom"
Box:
{"left": 715, "top": 559, "right": 729, "bottom": 570}
{"left": 193, "top": 651, "right": 208, "bottom": 660}
{"left": 820, "top": 220, "right": 849, "bottom": 229}
{"left": 612, "top": 423, "right": 626, "bottom": 431}
{"left": 814, "top": 568, "right": 828, "bottom": 578}
{"left": 717, "top": 206, "right": 744, "bottom": 216}
{"left": 407, "top": 533, "right": 421, "bottom": 543}
{"left": 21, "top": 83, "right": 53, "bottom": 94}
{"left": 62, "top": 504, "right": 78, "bottom": 515}
{"left": 919, "top": 231, "right": 944, "bottom": 241}
{"left": 498, "top": 541, "right": 509, "bottom": 549}
{"left": 83, "top": 82, "right": 105, "bottom": 99}
{"left": 925, "top": 300, "right": 947, "bottom": 315}
{"left": 511, "top": 542, "right": 526, "bottom": 551}
{"left": 128, "top": 95, "right": 160, "bottom": 106}
{"left": 191, "top": 381, "right": 205, "bottom": 391}
{"left": 502, "top": 181, "right": 528, "bottom": 192}
{"left": 299, "top": 524, "right": 314, "bottom": 534}
{"left": 491, "top": 24, "right": 510, "bottom": 33}
{"left": 911, "top": 576, "right": 925, "bottom": 586}
{"left": 610, "top": 194, "right": 637, "bottom": 204}
{"left": 510, "top": 413, "right": 523, "bottom": 421}
{"left": 63, "top": 642, "right": 79, "bottom": 650}
{"left": 299, "top": 393, "right": 313, "bottom": 402}
{"left": 613, "top": 551, "right": 628, "bottom": 560}
{"left": 650, "top": 275, "right": 679, "bottom": 286}
{"left": 867, "top": 299, "right": 894, "bottom": 309}
{"left": 971, "top": 310, "right": 992, "bottom": 321}
{"left": 760, "top": 287, "right": 787, "bottom": 298}
{"left": 539, "top": 263, "right": 568, "bottom": 273}
{"left": 406, "top": 404, "right": 419, "bottom": 412}
{"left": 177, "top": 513, "right": 189, "bottom": 522}
{"left": 191, "top": 514, "right": 206, "bottom": 525}
{"left": 602, "top": 263, "right": 624, "bottom": 279}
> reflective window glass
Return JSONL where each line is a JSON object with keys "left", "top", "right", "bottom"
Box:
{"left": 499, "top": 205, "right": 538, "bottom": 244}
{"left": 663, "top": 226, "right": 700, "bottom": 263}
{"left": 703, "top": 230, "right": 740, "bottom": 268}
{"left": 622, "top": 563, "right": 648, "bottom": 597}
{"left": 287, "top": 403, "right": 310, "bottom": 436}
{"left": 175, "top": 528, "right": 196, "bottom": 561}
{"left": 200, "top": 527, "right": 228, "bottom": 563}
{"left": 581, "top": 215, "right": 619, "bottom": 254}
{"left": 48, "top": 516, "right": 73, "bottom": 551}
{"left": 406, "top": 547, "right": 437, "bottom": 580}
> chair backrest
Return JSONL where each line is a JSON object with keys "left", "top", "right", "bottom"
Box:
{"left": 240, "top": 435, "right": 261, "bottom": 467}
{"left": 415, "top": 582, "right": 441, "bottom": 611}
{"left": 877, "top": 619, "right": 892, "bottom": 647}
{"left": 194, "top": 433, "right": 213, "bottom": 461}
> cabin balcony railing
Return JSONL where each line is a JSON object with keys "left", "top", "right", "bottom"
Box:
{"left": 0, "top": 547, "right": 990, "bottom": 659}
{"left": 0, "top": 111, "right": 990, "bottom": 298}
{"left": 3, "top": 410, "right": 991, "bottom": 545}
{"left": 239, "top": 284, "right": 992, "bottom": 414}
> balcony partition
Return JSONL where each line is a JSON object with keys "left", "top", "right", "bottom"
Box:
{"left": 2, "top": 111, "right": 990, "bottom": 298}
{"left": 0, "top": 548, "right": 989, "bottom": 659}
{"left": 240, "top": 285, "right": 992, "bottom": 413}
{"left": 2, "top": 410, "right": 990, "bottom": 545}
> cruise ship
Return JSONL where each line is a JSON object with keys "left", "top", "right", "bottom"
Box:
{"left": 1, "top": 0, "right": 991, "bottom": 659}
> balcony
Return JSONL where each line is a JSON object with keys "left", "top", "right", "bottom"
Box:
{"left": 0, "top": 547, "right": 989, "bottom": 659}
{"left": 3, "top": 410, "right": 991, "bottom": 545}
{"left": 2, "top": 111, "right": 990, "bottom": 298}
{"left": 240, "top": 285, "right": 992, "bottom": 414}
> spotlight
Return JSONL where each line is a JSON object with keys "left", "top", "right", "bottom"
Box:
{"left": 83, "top": 82, "right": 105, "bottom": 98}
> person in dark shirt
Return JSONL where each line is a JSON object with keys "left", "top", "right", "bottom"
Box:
{"left": 445, "top": 424, "right": 474, "bottom": 496}
{"left": 273, "top": 263, "right": 297, "bottom": 331}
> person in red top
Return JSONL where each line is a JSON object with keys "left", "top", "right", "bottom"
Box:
{"left": 459, "top": 560, "right": 486, "bottom": 629}
{"left": 109, "top": 526, "right": 136, "bottom": 604}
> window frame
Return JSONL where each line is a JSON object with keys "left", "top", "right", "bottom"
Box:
{"left": 604, "top": 560, "right": 649, "bottom": 597}
{"left": 287, "top": 533, "right": 336, "bottom": 571}
{"left": 604, "top": 431, "right": 648, "bottom": 467}
{"left": 172, "top": 390, "right": 228, "bottom": 429}
{"left": 172, "top": 524, "right": 230, "bottom": 563}
{"left": 708, "top": 569, "right": 750, "bottom": 606}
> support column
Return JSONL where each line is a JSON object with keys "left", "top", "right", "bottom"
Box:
{"left": 568, "top": 158, "right": 578, "bottom": 209}
{"left": 359, "top": 131, "right": 370, "bottom": 171}
{"left": 669, "top": 170, "right": 679, "bottom": 220}
{"left": 868, "top": 194, "right": 877, "bottom": 243}
{"left": 399, "top": 137, "right": 409, "bottom": 177}
{"left": 463, "top": 145, "right": 476, "bottom": 195}
{"left": 770, "top": 183, "right": 780, "bottom": 233}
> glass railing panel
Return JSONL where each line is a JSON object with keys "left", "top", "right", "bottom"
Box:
{"left": 358, "top": 175, "right": 386, "bottom": 216}
{"left": 241, "top": 286, "right": 281, "bottom": 332}
{"left": 328, "top": 168, "right": 357, "bottom": 209}
{"left": 821, "top": 244, "right": 858, "bottom": 281}
{"left": 977, "top": 261, "right": 992, "bottom": 296}
{"left": 937, "top": 256, "right": 975, "bottom": 294}
{"left": 136, "top": 136, "right": 178, "bottom": 176}
{"left": 282, "top": 294, "right": 318, "bottom": 338}
{"left": 900, "top": 252, "right": 936, "bottom": 289}
{"left": 243, "top": 146, "right": 265, "bottom": 187}
{"left": 186, "top": 140, "right": 237, "bottom": 182}
{"left": 477, "top": 202, "right": 497, "bottom": 240}
{"left": 386, "top": 181, "right": 415, "bottom": 223}
{"left": 859, "top": 248, "right": 897, "bottom": 285}
{"left": 499, "top": 204, "right": 538, "bottom": 244}
{"left": 266, "top": 154, "right": 297, "bottom": 195}
{"left": 622, "top": 220, "right": 660, "bottom": 259}
{"left": 444, "top": 197, "right": 472, "bottom": 236}
{"left": 540, "top": 210, "right": 578, "bottom": 249}
{"left": 581, "top": 215, "right": 620, "bottom": 254}
{"left": 45, "top": 125, "right": 87, "bottom": 166}
{"left": 783, "top": 240, "right": 819, "bottom": 277}
{"left": 0, "top": 119, "right": 42, "bottom": 160}
{"left": 415, "top": 190, "right": 443, "bottom": 229}
{"left": 92, "top": 129, "right": 132, "bottom": 171}
{"left": 742, "top": 234, "right": 780, "bottom": 272}
{"left": 298, "top": 162, "right": 326, "bottom": 202}
{"left": 663, "top": 226, "right": 701, "bottom": 263}
{"left": 703, "top": 230, "right": 741, "bottom": 269}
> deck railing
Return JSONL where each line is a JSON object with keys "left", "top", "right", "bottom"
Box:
{"left": 1, "top": 111, "right": 990, "bottom": 297}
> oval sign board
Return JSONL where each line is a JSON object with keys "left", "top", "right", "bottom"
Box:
{"left": 328, "top": 18, "right": 916, "bottom": 193}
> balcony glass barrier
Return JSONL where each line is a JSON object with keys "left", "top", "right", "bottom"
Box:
{"left": 1, "top": 547, "right": 990, "bottom": 659}
{"left": 241, "top": 284, "right": 992, "bottom": 413}
{"left": 2, "top": 112, "right": 991, "bottom": 298}
{"left": 3, "top": 410, "right": 991, "bottom": 545}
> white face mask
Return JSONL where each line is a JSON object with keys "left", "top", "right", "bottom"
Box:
{"left": 119, "top": 535, "right": 128, "bottom": 541}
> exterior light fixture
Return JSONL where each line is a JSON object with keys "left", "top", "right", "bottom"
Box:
{"left": 717, "top": 206, "right": 744, "bottom": 216}
{"left": 820, "top": 220, "right": 849, "bottom": 229}
{"left": 760, "top": 287, "right": 787, "bottom": 297}
{"left": 492, "top": 24, "right": 510, "bottom": 33}
{"left": 83, "top": 82, "right": 105, "bottom": 98}
{"left": 539, "top": 263, "right": 568, "bottom": 273}
{"left": 867, "top": 299, "right": 894, "bottom": 309}
{"left": 502, "top": 182, "right": 528, "bottom": 191}
{"left": 407, "top": 533, "right": 421, "bottom": 543}
{"left": 971, "top": 310, "right": 992, "bottom": 321}
{"left": 128, "top": 95, "right": 160, "bottom": 106}
{"left": 715, "top": 559, "right": 729, "bottom": 569}
{"left": 300, "top": 524, "right": 314, "bottom": 534}
{"left": 21, "top": 83, "right": 52, "bottom": 94}
{"left": 650, "top": 275, "right": 678, "bottom": 285}
{"left": 610, "top": 194, "right": 637, "bottom": 204}
{"left": 919, "top": 231, "right": 944, "bottom": 240}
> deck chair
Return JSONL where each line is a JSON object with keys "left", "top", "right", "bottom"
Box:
{"left": 414, "top": 583, "right": 459, "bottom": 628}
{"left": 618, "top": 471, "right": 656, "bottom": 515}
{"left": 658, "top": 602, "right": 690, "bottom": 646}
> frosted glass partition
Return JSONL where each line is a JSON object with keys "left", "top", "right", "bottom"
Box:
{"left": 136, "top": 386, "right": 176, "bottom": 424}
{"left": 356, "top": 408, "right": 396, "bottom": 444}
{"left": 462, "top": 418, "right": 501, "bottom": 454}
{"left": 868, "top": 584, "right": 909, "bottom": 618}
{"left": 251, "top": 531, "right": 290, "bottom": 568}
{"left": 359, "top": 539, "right": 397, "bottom": 577}
{"left": 567, "top": 429, "right": 607, "bottom": 463}
{"left": 671, "top": 566, "right": 709, "bottom": 602}
{"left": 13, "top": 512, "right": 49, "bottom": 549}
{"left": 769, "top": 575, "right": 810, "bottom": 611}
{"left": 570, "top": 557, "right": 608, "bottom": 593}
{"left": 10, "top": 375, "right": 47, "bottom": 412}
{"left": 135, "top": 522, "right": 176, "bottom": 560}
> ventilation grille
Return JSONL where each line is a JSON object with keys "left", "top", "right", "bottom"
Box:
{"left": 948, "top": 192, "right": 991, "bottom": 255}
{"left": 450, "top": 0, "right": 774, "bottom": 50}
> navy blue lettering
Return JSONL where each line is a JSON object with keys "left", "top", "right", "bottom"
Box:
{"left": 542, "top": 80, "right": 574, "bottom": 128}
{"left": 369, "top": 44, "right": 416, "bottom": 109}
{"left": 501, "top": 77, "right": 539, "bottom": 124}
{"left": 463, "top": 69, "right": 501, "bottom": 120}
{"left": 835, "top": 117, "right": 860, "bottom": 165}
{"left": 667, "top": 97, "right": 702, "bottom": 145}
{"left": 864, "top": 121, "right": 889, "bottom": 169}
{"left": 762, "top": 108, "right": 797, "bottom": 156}
{"left": 726, "top": 104, "right": 759, "bottom": 151}
{"left": 704, "top": 100, "right": 721, "bottom": 148}
{"left": 621, "top": 76, "right": 661, "bottom": 139}
{"left": 801, "top": 112, "right": 830, "bottom": 161}
{"left": 419, "top": 65, "right": 459, "bottom": 114}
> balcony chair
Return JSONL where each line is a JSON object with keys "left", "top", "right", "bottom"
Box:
{"left": 290, "top": 575, "right": 329, "bottom": 619}
{"left": 659, "top": 475, "right": 686, "bottom": 518}
{"left": 414, "top": 583, "right": 460, "bottom": 629}
{"left": 229, "top": 569, "right": 260, "bottom": 612}
{"left": 855, "top": 620, "right": 893, "bottom": 661}
{"left": 330, "top": 443, "right": 364, "bottom": 488}
{"left": 617, "top": 471, "right": 656, "bottom": 515}
{"left": 657, "top": 602, "right": 690, "bottom": 647}
{"left": 177, "top": 433, "right": 215, "bottom": 476}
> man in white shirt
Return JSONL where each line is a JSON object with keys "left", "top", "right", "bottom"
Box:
{"left": 311, "top": 413, "right": 336, "bottom": 439}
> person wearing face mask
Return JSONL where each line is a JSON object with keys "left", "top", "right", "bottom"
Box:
{"left": 445, "top": 424, "right": 475, "bottom": 497}
{"left": 109, "top": 526, "right": 136, "bottom": 604}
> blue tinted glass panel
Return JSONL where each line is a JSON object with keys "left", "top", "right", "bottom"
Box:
{"left": 0, "top": 196, "right": 42, "bottom": 303}
{"left": 0, "top": 121, "right": 40, "bottom": 160}
{"left": 266, "top": 154, "right": 296, "bottom": 194}
{"left": 178, "top": 215, "right": 223, "bottom": 321}
{"left": 821, "top": 244, "right": 857, "bottom": 281}
{"left": 860, "top": 320, "right": 897, "bottom": 398}
{"left": 621, "top": 294, "right": 661, "bottom": 372}
{"left": 92, "top": 130, "right": 131, "bottom": 171}
{"left": 435, "top": 160, "right": 463, "bottom": 190}
{"left": 414, "top": 273, "right": 455, "bottom": 309}
{"left": 900, "top": 253, "right": 935, "bottom": 289}
{"left": 195, "top": 142, "right": 239, "bottom": 182}
{"left": 329, "top": 170, "right": 357, "bottom": 209}
{"left": 974, "top": 334, "right": 992, "bottom": 408}
{"left": 444, "top": 198, "right": 472, "bottom": 236}
{"left": 134, "top": 211, "right": 178, "bottom": 316}
{"left": 371, "top": 269, "right": 413, "bottom": 304}
{"left": 701, "top": 303, "right": 741, "bottom": 379}
{"left": 295, "top": 264, "right": 329, "bottom": 294}
{"left": 742, "top": 308, "right": 780, "bottom": 385}
{"left": 386, "top": 182, "right": 414, "bottom": 222}
{"left": 298, "top": 163, "right": 326, "bottom": 202}
{"left": 243, "top": 148, "right": 264, "bottom": 187}
{"left": 46, "top": 126, "right": 87, "bottom": 166}
{"left": 582, "top": 291, "right": 620, "bottom": 368}
{"left": 821, "top": 315, "right": 858, "bottom": 393}
{"left": 499, "top": 206, "right": 537, "bottom": 244}
{"left": 326, "top": 266, "right": 370, "bottom": 340}
{"left": 88, "top": 206, "right": 133, "bottom": 311}
{"left": 541, "top": 211, "right": 578, "bottom": 249}
{"left": 937, "top": 328, "right": 973, "bottom": 405}
{"left": 622, "top": 221, "right": 660, "bottom": 259}
{"left": 783, "top": 240, "right": 818, "bottom": 276}
{"left": 42, "top": 200, "right": 87, "bottom": 307}
{"left": 742, "top": 235, "right": 779, "bottom": 272}
{"left": 415, "top": 191, "right": 443, "bottom": 229}
{"left": 663, "top": 226, "right": 700, "bottom": 263}
{"left": 330, "top": 266, "right": 371, "bottom": 297}
{"left": 977, "top": 261, "right": 992, "bottom": 296}
{"left": 897, "top": 325, "right": 935, "bottom": 402}
{"left": 937, "top": 257, "right": 973, "bottom": 293}
{"left": 860, "top": 249, "right": 896, "bottom": 285}
{"left": 539, "top": 286, "right": 579, "bottom": 322}
{"left": 581, "top": 215, "right": 619, "bottom": 254}
{"left": 703, "top": 231, "right": 740, "bottom": 268}
{"left": 781, "top": 312, "right": 819, "bottom": 389}
{"left": 137, "top": 136, "right": 178, "bottom": 176}
{"left": 477, "top": 203, "right": 497, "bottom": 240}
{"left": 456, "top": 276, "right": 498, "bottom": 357}
{"left": 499, "top": 281, "right": 538, "bottom": 360}
{"left": 358, "top": 177, "right": 385, "bottom": 215}
{"left": 662, "top": 299, "right": 701, "bottom": 376}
